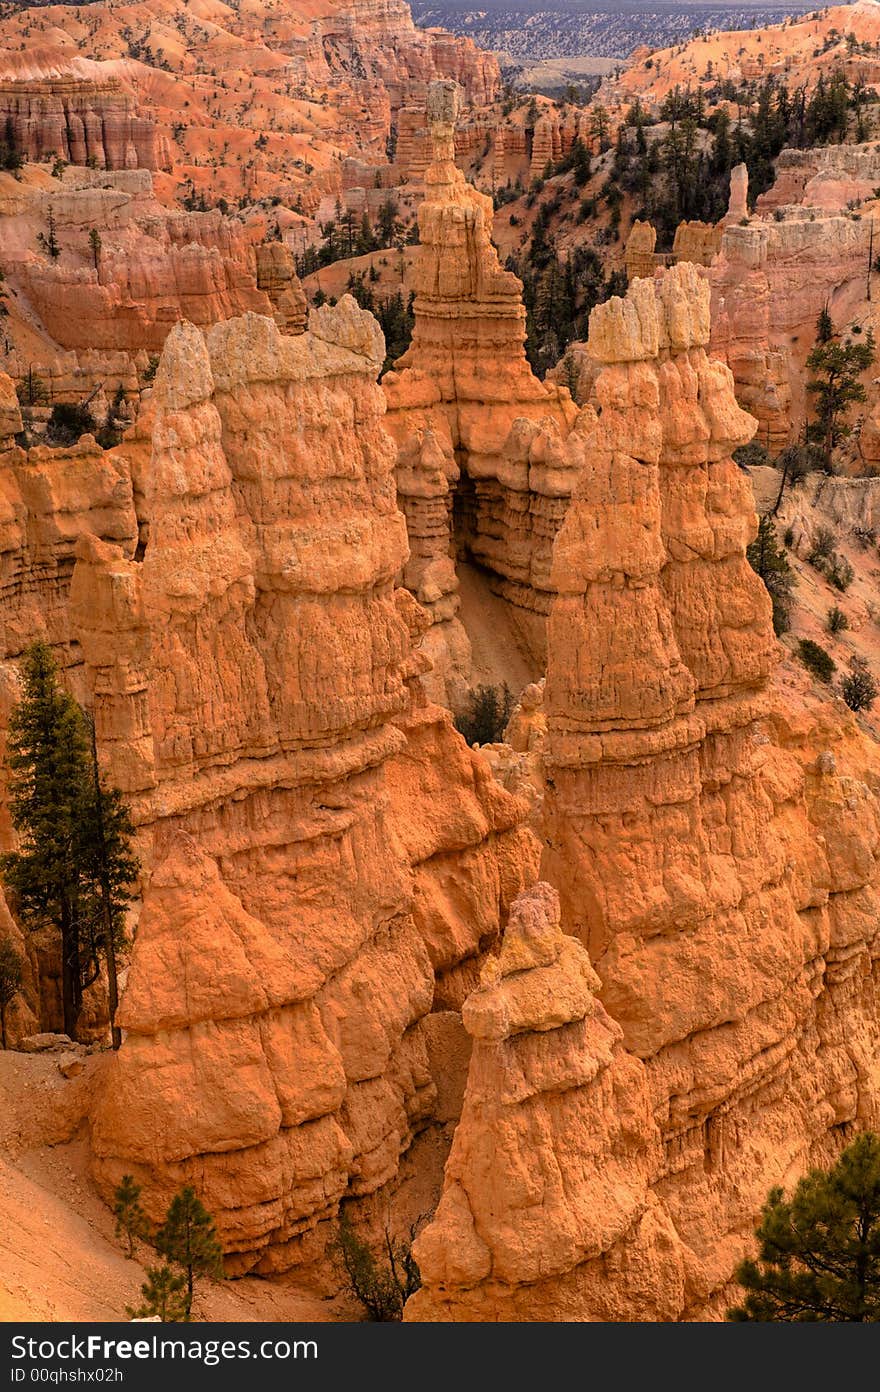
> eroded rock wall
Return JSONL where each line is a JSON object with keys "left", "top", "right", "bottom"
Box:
{"left": 411, "top": 264, "right": 880, "bottom": 1320}
{"left": 383, "top": 82, "right": 578, "bottom": 695}
{"left": 75, "top": 302, "right": 537, "bottom": 1274}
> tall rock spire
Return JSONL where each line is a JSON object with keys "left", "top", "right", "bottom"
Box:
{"left": 383, "top": 81, "right": 579, "bottom": 697}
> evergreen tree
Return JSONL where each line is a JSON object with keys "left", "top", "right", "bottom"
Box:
{"left": 842, "top": 662, "right": 878, "bottom": 713}
{"left": 2, "top": 644, "right": 94, "bottom": 1037}
{"left": 807, "top": 314, "right": 875, "bottom": 464}
{"left": 156, "top": 1186, "right": 224, "bottom": 1320}
{"left": 113, "top": 1174, "right": 151, "bottom": 1257}
{"left": 728, "top": 1132, "right": 880, "bottom": 1321}
{"left": 0, "top": 643, "right": 138, "bottom": 1041}
{"left": 43, "top": 207, "right": 60, "bottom": 260}
{"left": 127, "top": 1265, "right": 188, "bottom": 1322}
{"left": 589, "top": 104, "right": 610, "bottom": 152}
{"left": 747, "top": 514, "right": 795, "bottom": 636}
{"left": 88, "top": 227, "right": 102, "bottom": 272}
{"left": 0, "top": 935, "right": 23, "bottom": 1049}
{"left": 81, "top": 712, "right": 138, "bottom": 1048}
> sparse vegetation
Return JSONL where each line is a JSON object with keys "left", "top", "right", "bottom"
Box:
{"left": 454, "top": 683, "right": 514, "bottom": 747}
{"left": 807, "top": 310, "right": 875, "bottom": 466}
{"left": 126, "top": 1265, "right": 188, "bottom": 1323}
{"left": 747, "top": 514, "right": 795, "bottom": 636}
{"left": 155, "top": 1185, "right": 224, "bottom": 1320}
{"left": 45, "top": 401, "right": 95, "bottom": 446}
{"left": 113, "top": 1175, "right": 152, "bottom": 1258}
{"left": 334, "top": 1207, "right": 421, "bottom": 1322}
{"left": 842, "top": 661, "right": 878, "bottom": 712}
{"left": 827, "top": 606, "right": 849, "bottom": 634}
{"left": 798, "top": 638, "right": 836, "bottom": 683}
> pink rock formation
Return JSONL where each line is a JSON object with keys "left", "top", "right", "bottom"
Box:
{"left": 75, "top": 303, "right": 537, "bottom": 1272}
{"left": 709, "top": 211, "right": 869, "bottom": 448}
{"left": 0, "top": 76, "right": 167, "bottom": 171}
{"left": 383, "top": 81, "right": 579, "bottom": 692}
{"left": 757, "top": 143, "right": 880, "bottom": 213}
{"left": 255, "top": 243, "right": 308, "bottom": 335}
{"left": 0, "top": 376, "right": 137, "bottom": 669}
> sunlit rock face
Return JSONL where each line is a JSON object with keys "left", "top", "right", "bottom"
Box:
{"left": 409, "top": 265, "right": 880, "bottom": 1321}
{"left": 76, "top": 302, "right": 538, "bottom": 1273}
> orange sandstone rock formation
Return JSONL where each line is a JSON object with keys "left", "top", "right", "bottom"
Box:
{"left": 407, "top": 882, "right": 673, "bottom": 1322}
{"left": 383, "top": 81, "right": 578, "bottom": 694}
{"left": 412, "top": 264, "right": 880, "bottom": 1320}
{"left": 74, "top": 302, "right": 537, "bottom": 1272}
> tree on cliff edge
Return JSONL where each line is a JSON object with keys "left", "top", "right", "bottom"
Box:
{"left": 728, "top": 1132, "right": 880, "bottom": 1321}
{"left": 747, "top": 514, "right": 795, "bottom": 636}
{"left": 807, "top": 311, "right": 875, "bottom": 466}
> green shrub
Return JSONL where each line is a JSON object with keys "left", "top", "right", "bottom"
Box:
{"left": 732, "top": 440, "right": 769, "bottom": 469}
{"left": 798, "top": 639, "right": 836, "bottom": 683}
{"left": 747, "top": 515, "right": 796, "bottom": 636}
{"left": 454, "top": 683, "right": 514, "bottom": 747}
{"left": 842, "top": 663, "right": 878, "bottom": 712}
{"left": 808, "top": 526, "right": 836, "bottom": 565}
{"left": 827, "top": 606, "right": 849, "bottom": 634}
{"left": 826, "top": 554, "right": 855, "bottom": 592}
{"left": 334, "top": 1208, "right": 421, "bottom": 1322}
{"left": 45, "top": 401, "right": 95, "bottom": 446}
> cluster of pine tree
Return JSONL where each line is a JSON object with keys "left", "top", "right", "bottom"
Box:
{"left": 603, "top": 69, "right": 874, "bottom": 247}
{"left": 0, "top": 642, "right": 138, "bottom": 1044}
{"left": 296, "top": 197, "right": 413, "bottom": 278}
{"left": 507, "top": 213, "right": 626, "bottom": 377}
{"left": 116, "top": 1177, "right": 225, "bottom": 1322}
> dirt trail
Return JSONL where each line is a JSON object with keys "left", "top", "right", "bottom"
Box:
{"left": 456, "top": 561, "right": 541, "bottom": 695}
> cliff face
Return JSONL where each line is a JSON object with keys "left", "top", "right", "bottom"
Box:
{"left": 0, "top": 76, "right": 167, "bottom": 171}
{"left": 410, "top": 265, "right": 880, "bottom": 1320}
{"left": 5, "top": 172, "right": 281, "bottom": 355}
{"left": 383, "top": 82, "right": 578, "bottom": 695}
{"left": 0, "top": 372, "right": 137, "bottom": 676}
{"left": 1, "top": 168, "right": 307, "bottom": 400}
{"left": 709, "top": 205, "right": 871, "bottom": 448}
{"left": 75, "top": 303, "right": 537, "bottom": 1273}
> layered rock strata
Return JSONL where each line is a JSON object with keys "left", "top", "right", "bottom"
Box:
{"left": 76, "top": 302, "right": 537, "bottom": 1273}
{"left": 412, "top": 265, "right": 880, "bottom": 1320}
{"left": 383, "top": 81, "right": 578, "bottom": 692}
{"left": 0, "top": 77, "right": 167, "bottom": 171}
{"left": 710, "top": 208, "right": 870, "bottom": 448}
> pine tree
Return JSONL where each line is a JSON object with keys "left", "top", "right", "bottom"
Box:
{"left": 113, "top": 1175, "right": 151, "bottom": 1257}
{"left": 589, "top": 104, "right": 610, "bottom": 152}
{"left": 747, "top": 514, "right": 795, "bottom": 636}
{"left": 0, "top": 935, "right": 23, "bottom": 1049}
{"left": 807, "top": 316, "right": 875, "bottom": 464}
{"left": 1, "top": 643, "right": 94, "bottom": 1037}
{"left": 81, "top": 714, "right": 138, "bottom": 1048}
{"left": 88, "top": 227, "right": 102, "bottom": 272}
{"left": 728, "top": 1132, "right": 880, "bottom": 1320}
{"left": 156, "top": 1186, "right": 224, "bottom": 1319}
{"left": 127, "top": 1265, "right": 188, "bottom": 1322}
{"left": 0, "top": 643, "right": 138, "bottom": 1041}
